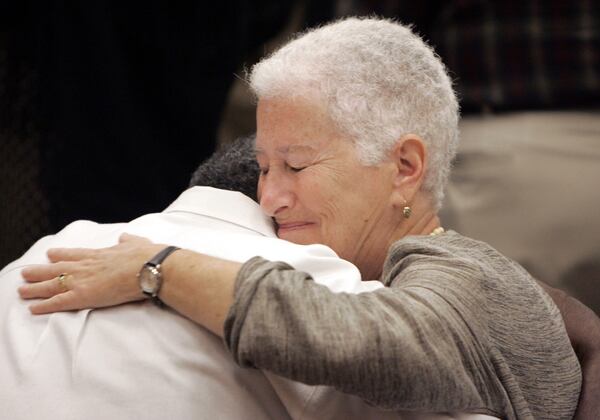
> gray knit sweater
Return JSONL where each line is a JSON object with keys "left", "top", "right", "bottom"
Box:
{"left": 224, "top": 231, "right": 581, "bottom": 419}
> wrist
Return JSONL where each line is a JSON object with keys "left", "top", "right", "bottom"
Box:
{"left": 158, "top": 250, "right": 241, "bottom": 337}
{"left": 137, "top": 245, "right": 181, "bottom": 306}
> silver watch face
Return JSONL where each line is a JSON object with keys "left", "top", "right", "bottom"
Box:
{"left": 139, "top": 265, "right": 160, "bottom": 294}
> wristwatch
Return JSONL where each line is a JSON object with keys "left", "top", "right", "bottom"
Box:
{"left": 137, "top": 245, "right": 180, "bottom": 306}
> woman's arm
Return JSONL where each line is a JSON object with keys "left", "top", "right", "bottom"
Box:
{"left": 20, "top": 235, "right": 597, "bottom": 416}
{"left": 19, "top": 233, "right": 239, "bottom": 337}
{"left": 20, "top": 235, "right": 497, "bottom": 411}
{"left": 160, "top": 248, "right": 239, "bottom": 336}
{"left": 225, "top": 257, "right": 497, "bottom": 412}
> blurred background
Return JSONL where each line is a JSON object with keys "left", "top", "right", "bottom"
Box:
{"left": 1, "top": 1, "right": 599, "bottom": 312}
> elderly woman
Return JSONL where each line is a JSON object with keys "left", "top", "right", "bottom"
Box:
{"left": 20, "top": 18, "right": 590, "bottom": 419}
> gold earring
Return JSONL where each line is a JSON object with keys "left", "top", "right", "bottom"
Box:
{"left": 403, "top": 206, "right": 412, "bottom": 219}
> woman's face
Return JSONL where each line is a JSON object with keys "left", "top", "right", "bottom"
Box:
{"left": 256, "top": 97, "right": 400, "bottom": 277}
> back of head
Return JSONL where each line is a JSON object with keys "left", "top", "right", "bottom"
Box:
{"left": 189, "top": 135, "right": 259, "bottom": 202}
{"left": 249, "top": 17, "right": 459, "bottom": 209}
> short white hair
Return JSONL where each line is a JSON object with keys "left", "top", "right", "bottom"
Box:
{"left": 249, "top": 17, "right": 459, "bottom": 209}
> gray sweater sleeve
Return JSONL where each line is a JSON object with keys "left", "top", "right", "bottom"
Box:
{"left": 223, "top": 233, "right": 581, "bottom": 419}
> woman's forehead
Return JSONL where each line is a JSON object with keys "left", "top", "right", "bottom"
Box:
{"left": 257, "top": 96, "right": 335, "bottom": 130}
{"left": 255, "top": 143, "right": 318, "bottom": 156}
{"left": 256, "top": 100, "right": 343, "bottom": 152}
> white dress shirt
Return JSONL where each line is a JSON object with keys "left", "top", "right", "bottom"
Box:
{"left": 0, "top": 187, "right": 497, "bottom": 420}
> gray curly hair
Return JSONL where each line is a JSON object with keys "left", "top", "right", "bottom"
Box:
{"left": 249, "top": 17, "right": 459, "bottom": 209}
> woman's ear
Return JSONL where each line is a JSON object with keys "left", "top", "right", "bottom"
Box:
{"left": 389, "top": 134, "right": 427, "bottom": 206}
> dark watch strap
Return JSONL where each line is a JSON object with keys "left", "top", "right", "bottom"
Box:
{"left": 148, "top": 245, "right": 180, "bottom": 268}
{"left": 145, "top": 245, "right": 180, "bottom": 307}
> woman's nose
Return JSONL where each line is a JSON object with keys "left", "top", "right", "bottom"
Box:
{"left": 258, "top": 174, "right": 294, "bottom": 217}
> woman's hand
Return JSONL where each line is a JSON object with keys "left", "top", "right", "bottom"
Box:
{"left": 19, "top": 233, "right": 164, "bottom": 314}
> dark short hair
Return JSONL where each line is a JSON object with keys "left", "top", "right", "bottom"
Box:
{"left": 189, "top": 135, "right": 259, "bottom": 201}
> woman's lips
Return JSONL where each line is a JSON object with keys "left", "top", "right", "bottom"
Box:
{"left": 276, "top": 222, "right": 314, "bottom": 235}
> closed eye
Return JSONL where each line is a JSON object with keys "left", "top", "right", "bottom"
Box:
{"left": 289, "top": 166, "right": 306, "bottom": 173}
{"left": 287, "top": 162, "right": 307, "bottom": 173}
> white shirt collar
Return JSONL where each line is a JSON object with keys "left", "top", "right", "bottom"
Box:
{"left": 163, "top": 186, "right": 275, "bottom": 237}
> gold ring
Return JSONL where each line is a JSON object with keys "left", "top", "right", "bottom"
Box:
{"left": 57, "top": 273, "right": 70, "bottom": 291}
